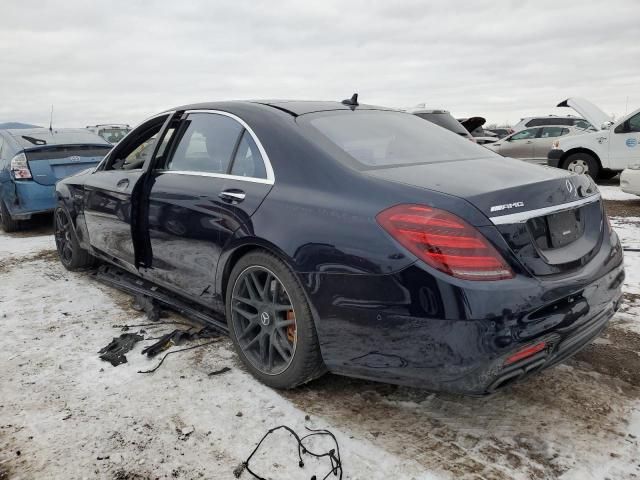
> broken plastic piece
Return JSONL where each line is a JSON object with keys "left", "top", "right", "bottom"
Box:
{"left": 98, "top": 333, "right": 144, "bottom": 366}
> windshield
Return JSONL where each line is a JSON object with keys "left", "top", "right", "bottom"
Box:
{"left": 10, "top": 129, "right": 110, "bottom": 149}
{"left": 305, "top": 110, "right": 490, "bottom": 170}
{"left": 99, "top": 128, "right": 131, "bottom": 144}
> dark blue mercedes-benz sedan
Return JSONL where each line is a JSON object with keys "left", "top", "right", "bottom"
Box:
{"left": 53, "top": 98, "right": 624, "bottom": 394}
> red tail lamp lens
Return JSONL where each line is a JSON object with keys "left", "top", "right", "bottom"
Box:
{"left": 504, "top": 342, "right": 547, "bottom": 366}
{"left": 376, "top": 204, "right": 514, "bottom": 281}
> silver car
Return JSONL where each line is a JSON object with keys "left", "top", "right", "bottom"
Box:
{"left": 487, "top": 125, "right": 586, "bottom": 165}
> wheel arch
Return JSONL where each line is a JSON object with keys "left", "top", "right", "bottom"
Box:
{"left": 560, "top": 147, "right": 602, "bottom": 168}
{"left": 217, "top": 238, "right": 296, "bottom": 303}
{"left": 216, "top": 238, "right": 324, "bottom": 335}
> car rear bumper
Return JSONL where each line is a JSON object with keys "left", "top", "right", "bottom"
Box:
{"left": 304, "top": 243, "right": 624, "bottom": 395}
{"left": 547, "top": 148, "right": 564, "bottom": 168}
{"left": 3, "top": 180, "right": 56, "bottom": 219}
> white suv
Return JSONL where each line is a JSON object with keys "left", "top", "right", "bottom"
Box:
{"left": 547, "top": 97, "right": 640, "bottom": 179}
{"left": 513, "top": 115, "right": 592, "bottom": 132}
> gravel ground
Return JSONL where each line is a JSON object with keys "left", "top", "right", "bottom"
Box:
{"left": 1, "top": 190, "right": 639, "bottom": 480}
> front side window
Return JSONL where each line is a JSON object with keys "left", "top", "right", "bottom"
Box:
{"left": 510, "top": 129, "right": 538, "bottom": 141}
{"left": 167, "top": 113, "right": 243, "bottom": 174}
{"left": 305, "top": 110, "right": 488, "bottom": 170}
{"left": 628, "top": 112, "right": 640, "bottom": 132}
{"left": 107, "top": 117, "right": 168, "bottom": 171}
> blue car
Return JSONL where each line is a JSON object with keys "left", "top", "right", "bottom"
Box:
{"left": 0, "top": 128, "right": 112, "bottom": 231}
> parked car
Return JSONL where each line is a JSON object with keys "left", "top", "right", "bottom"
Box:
{"left": 409, "top": 108, "right": 475, "bottom": 141}
{"left": 0, "top": 128, "right": 112, "bottom": 231}
{"left": 486, "top": 127, "right": 514, "bottom": 139}
{"left": 620, "top": 164, "right": 640, "bottom": 196}
{"left": 54, "top": 99, "right": 623, "bottom": 395}
{"left": 513, "top": 115, "right": 592, "bottom": 132}
{"left": 548, "top": 97, "right": 640, "bottom": 179}
{"left": 86, "top": 124, "right": 132, "bottom": 144}
{"left": 487, "top": 125, "right": 585, "bottom": 164}
{"left": 458, "top": 117, "right": 499, "bottom": 145}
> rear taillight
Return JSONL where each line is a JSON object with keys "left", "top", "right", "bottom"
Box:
{"left": 10, "top": 153, "right": 32, "bottom": 179}
{"left": 376, "top": 204, "right": 514, "bottom": 281}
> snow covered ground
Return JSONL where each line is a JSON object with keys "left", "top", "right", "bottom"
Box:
{"left": 1, "top": 195, "right": 639, "bottom": 480}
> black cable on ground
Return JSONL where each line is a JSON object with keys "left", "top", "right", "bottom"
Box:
{"left": 243, "top": 425, "right": 342, "bottom": 480}
{"left": 137, "top": 339, "right": 219, "bottom": 374}
{"left": 113, "top": 321, "right": 195, "bottom": 329}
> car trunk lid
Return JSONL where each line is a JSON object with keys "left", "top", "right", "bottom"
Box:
{"left": 24, "top": 145, "right": 111, "bottom": 186}
{"left": 368, "top": 156, "right": 605, "bottom": 276}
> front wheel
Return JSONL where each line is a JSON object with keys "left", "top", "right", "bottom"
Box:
{"left": 562, "top": 152, "right": 601, "bottom": 179}
{"left": 226, "top": 251, "right": 326, "bottom": 389}
{"left": 54, "top": 207, "right": 95, "bottom": 270}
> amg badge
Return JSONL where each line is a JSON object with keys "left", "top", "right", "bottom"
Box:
{"left": 490, "top": 201, "right": 525, "bottom": 212}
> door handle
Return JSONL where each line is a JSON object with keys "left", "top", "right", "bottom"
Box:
{"left": 116, "top": 178, "right": 130, "bottom": 189}
{"left": 219, "top": 190, "right": 246, "bottom": 203}
{"left": 525, "top": 140, "right": 533, "bottom": 144}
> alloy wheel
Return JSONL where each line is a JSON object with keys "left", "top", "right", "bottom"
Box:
{"left": 54, "top": 209, "right": 74, "bottom": 265}
{"left": 231, "top": 266, "right": 297, "bottom": 375}
{"left": 567, "top": 159, "right": 589, "bottom": 175}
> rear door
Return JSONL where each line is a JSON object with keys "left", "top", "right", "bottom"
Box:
{"left": 142, "top": 110, "right": 274, "bottom": 304}
{"left": 497, "top": 128, "right": 538, "bottom": 160}
{"left": 532, "top": 127, "right": 570, "bottom": 165}
{"left": 83, "top": 114, "right": 172, "bottom": 271}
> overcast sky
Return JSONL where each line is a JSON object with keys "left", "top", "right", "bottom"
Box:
{"left": 1, "top": 0, "right": 638, "bottom": 128}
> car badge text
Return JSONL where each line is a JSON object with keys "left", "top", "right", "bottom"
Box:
{"left": 490, "top": 202, "right": 525, "bottom": 212}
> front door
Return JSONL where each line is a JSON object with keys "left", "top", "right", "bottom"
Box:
{"left": 83, "top": 114, "right": 171, "bottom": 271}
{"left": 498, "top": 128, "right": 538, "bottom": 161}
{"left": 609, "top": 111, "right": 640, "bottom": 170}
{"left": 142, "top": 111, "right": 273, "bottom": 305}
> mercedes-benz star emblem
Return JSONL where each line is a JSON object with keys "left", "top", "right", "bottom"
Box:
{"left": 260, "top": 312, "right": 270, "bottom": 326}
{"left": 565, "top": 179, "right": 575, "bottom": 195}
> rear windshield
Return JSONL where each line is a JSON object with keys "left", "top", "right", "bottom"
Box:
{"left": 11, "top": 129, "right": 110, "bottom": 149}
{"left": 25, "top": 145, "right": 112, "bottom": 161}
{"left": 413, "top": 112, "right": 470, "bottom": 136}
{"left": 305, "top": 110, "right": 488, "bottom": 170}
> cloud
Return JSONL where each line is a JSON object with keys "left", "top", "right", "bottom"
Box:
{"left": 1, "top": 0, "right": 638, "bottom": 127}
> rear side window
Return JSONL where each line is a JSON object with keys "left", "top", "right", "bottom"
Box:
{"left": 540, "top": 127, "right": 568, "bottom": 138}
{"left": 167, "top": 113, "right": 243, "bottom": 174}
{"left": 306, "top": 111, "right": 487, "bottom": 169}
{"left": 526, "top": 118, "right": 573, "bottom": 127}
{"left": 230, "top": 130, "right": 267, "bottom": 179}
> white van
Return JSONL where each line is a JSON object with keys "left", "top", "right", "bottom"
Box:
{"left": 547, "top": 98, "right": 640, "bottom": 179}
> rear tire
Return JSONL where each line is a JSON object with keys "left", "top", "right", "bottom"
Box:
{"left": 562, "top": 152, "right": 601, "bottom": 179}
{"left": 0, "top": 201, "right": 21, "bottom": 233}
{"left": 225, "top": 250, "right": 326, "bottom": 389}
{"left": 54, "top": 206, "right": 95, "bottom": 270}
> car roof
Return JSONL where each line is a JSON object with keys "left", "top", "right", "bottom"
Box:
{"left": 169, "top": 99, "right": 397, "bottom": 117}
